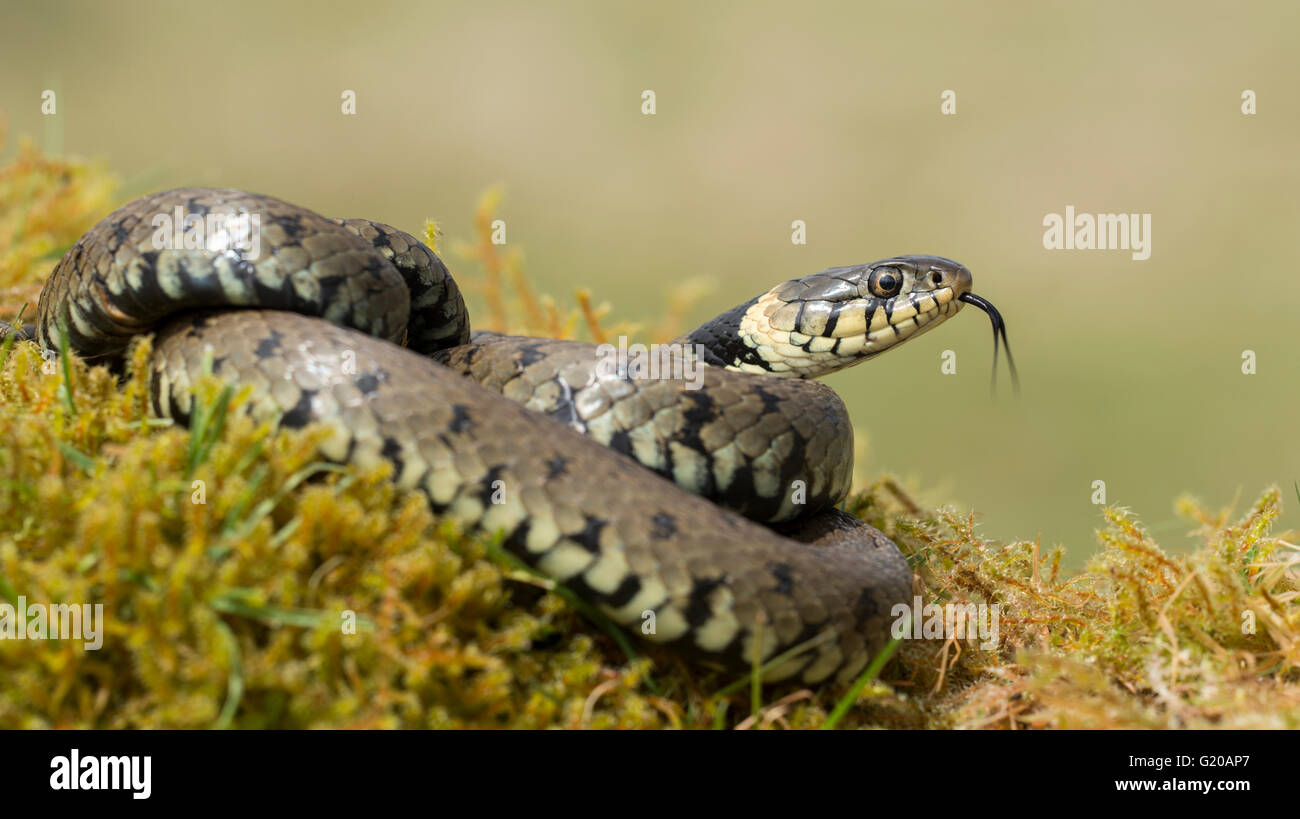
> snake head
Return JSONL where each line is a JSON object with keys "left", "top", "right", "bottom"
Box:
{"left": 687, "top": 255, "right": 974, "bottom": 377}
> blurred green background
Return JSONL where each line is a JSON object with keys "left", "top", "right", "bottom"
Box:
{"left": 2, "top": 0, "right": 1297, "bottom": 564}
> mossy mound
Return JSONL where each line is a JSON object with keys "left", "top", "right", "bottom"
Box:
{"left": 2, "top": 138, "right": 1296, "bottom": 729}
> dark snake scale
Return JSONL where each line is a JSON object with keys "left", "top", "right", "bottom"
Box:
{"left": 31, "top": 187, "right": 1002, "bottom": 685}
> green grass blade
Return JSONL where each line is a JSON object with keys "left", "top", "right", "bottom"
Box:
{"left": 57, "top": 318, "right": 77, "bottom": 416}
{"left": 56, "top": 440, "right": 96, "bottom": 475}
{"left": 820, "top": 631, "right": 905, "bottom": 730}
{"left": 213, "top": 621, "right": 244, "bottom": 730}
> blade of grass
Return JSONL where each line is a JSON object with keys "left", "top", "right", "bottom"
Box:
{"left": 56, "top": 440, "right": 95, "bottom": 475}
{"left": 209, "top": 589, "right": 373, "bottom": 631}
{"left": 185, "top": 383, "right": 233, "bottom": 478}
{"left": 118, "top": 567, "right": 159, "bottom": 592}
{"left": 213, "top": 621, "right": 244, "bottom": 730}
{"left": 218, "top": 464, "right": 269, "bottom": 536}
{"left": 226, "top": 462, "right": 349, "bottom": 539}
{"left": 711, "top": 700, "right": 729, "bottom": 730}
{"left": 820, "top": 629, "right": 907, "bottom": 730}
{"left": 57, "top": 318, "right": 77, "bottom": 416}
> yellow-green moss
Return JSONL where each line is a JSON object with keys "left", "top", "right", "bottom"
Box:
{"left": 1, "top": 138, "right": 1297, "bottom": 729}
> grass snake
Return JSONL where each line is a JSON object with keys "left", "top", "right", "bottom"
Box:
{"left": 29, "top": 187, "right": 1014, "bottom": 686}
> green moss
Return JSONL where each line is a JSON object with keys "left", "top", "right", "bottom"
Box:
{"left": 2, "top": 140, "right": 1297, "bottom": 729}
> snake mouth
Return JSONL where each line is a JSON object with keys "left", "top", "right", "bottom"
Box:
{"left": 858, "top": 283, "right": 965, "bottom": 356}
{"left": 958, "top": 292, "right": 1019, "bottom": 393}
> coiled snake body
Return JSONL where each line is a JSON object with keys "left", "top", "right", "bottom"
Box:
{"left": 32, "top": 188, "right": 1008, "bottom": 685}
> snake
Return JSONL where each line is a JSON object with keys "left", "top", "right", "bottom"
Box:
{"left": 24, "top": 187, "right": 1015, "bottom": 686}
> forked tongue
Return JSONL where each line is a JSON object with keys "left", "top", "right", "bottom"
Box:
{"left": 958, "top": 292, "right": 1019, "bottom": 395}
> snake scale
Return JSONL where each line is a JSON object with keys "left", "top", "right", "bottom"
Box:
{"left": 29, "top": 187, "right": 1013, "bottom": 686}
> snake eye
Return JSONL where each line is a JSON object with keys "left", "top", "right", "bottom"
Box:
{"left": 867, "top": 267, "right": 903, "bottom": 298}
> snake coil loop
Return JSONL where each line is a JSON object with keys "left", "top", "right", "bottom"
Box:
{"left": 33, "top": 187, "right": 1011, "bottom": 685}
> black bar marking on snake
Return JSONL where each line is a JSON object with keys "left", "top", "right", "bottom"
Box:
{"left": 574, "top": 516, "right": 609, "bottom": 555}
{"left": 853, "top": 587, "right": 890, "bottom": 630}
{"left": 516, "top": 342, "right": 548, "bottom": 368}
{"left": 545, "top": 455, "right": 569, "bottom": 478}
{"left": 650, "top": 512, "right": 677, "bottom": 540}
{"left": 769, "top": 563, "right": 796, "bottom": 595}
{"left": 184, "top": 194, "right": 210, "bottom": 217}
{"left": 109, "top": 223, "right": 130, "bottom": 250}
{"left": 449, "top": 404, "right": 474, "bottom": 433}
{"left": 502, "top": 519, "right": 532, "bottom": 556}
{"left": 129, "top": 250, "right": 170, "bottom": 313}
{"left": 381, "top": 436, "right": 405, "bottom": 468}
{"left": 315, "top": 275, "right": 347, "bottom": 313}
{"left": 605, "top": 574, "right": 643, "bottom": 609}
{"left": 477, "top": 465, "right": 507, "bottom": 509}
{"left": 822, "top": 306, "right": 839, "bottom": 339}
{"left": 273, "top": 211, "right": 308, "bottom": 242}
{"left": 149, "top": 368, "right": 166, "bottom": 420}
{"left": 751, "top": 385, "right": 783, "bottom": 416}
{"left": 684, "top": 577, "right": 727, "bottom": 628}
{"left": 254, "top": 329, "right": 284, "bottom": 358}
{"left": 281, "top": 389, "right": 318, "bottom": 428}
{"left": 676, "top": 390, "right": 715, "bottom": 455}
{"left": 546, "top": 390, "right": 582, "bottom": 430}
{"left": 608, "top": 430, "right": 634, "bottom": 458}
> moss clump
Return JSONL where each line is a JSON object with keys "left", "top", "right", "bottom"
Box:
{"left": 0, "top": 335, "right": 692, "bottom": 728}
{"left": 0, "top": 126, "right": 117, "bottom": 315}
{"left": 855, "top": 489, "right": 1300, "bottom": 728}
{"left": 2, "top": 139, "right": 1297, "bottom": 729}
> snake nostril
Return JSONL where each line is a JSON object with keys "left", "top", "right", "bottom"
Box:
{"left": 930, "top": 271, "right": 944, "bottom": 287}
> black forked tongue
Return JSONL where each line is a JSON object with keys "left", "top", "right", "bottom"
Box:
{"left": 958, "top": 293, "right": 1019, "bottom": 395}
